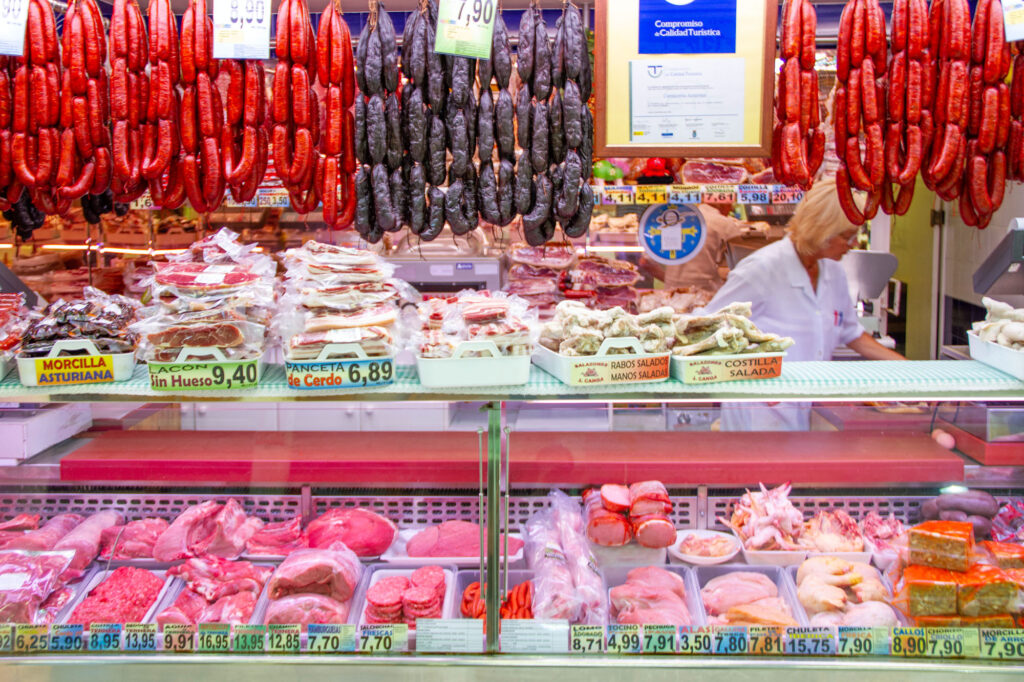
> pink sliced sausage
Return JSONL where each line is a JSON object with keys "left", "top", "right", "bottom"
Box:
{"left": 600, "top": 484, "right": 631, "bottom": 513}
{"left": 586, "top": 512, "right": 632, "bottom": 547}
{"left": 632, "top": 514, "right": 677, "bottom": 549}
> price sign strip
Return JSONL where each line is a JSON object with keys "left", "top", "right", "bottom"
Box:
{"left": 358, "top": 624, "right": 408, "bottom": 654}
{"left": 980, "top": 629, "right": 1024, "bottom": 660}
{"left": 88, "top": 624, "right": 121, "bottom": 652}
{"left": 266, "top": 624, "right": 299, "bottom": 654}
{"left": 593, "top": 183, "right": 805, "bottom": 207}
{"left": 49, "top": 625, "right": 84, "bottom": 653}
{"left": 605, "top": 624, "right": 642, "bottom": 655}
{"left": 570, "top": 624, "right": 605, "bottom": 654}
{"left": 197, "top": 624, "right": 231, "bottom": 654}
{"left": 784, "top": 627, "right": 835, "bottom": 657}
{"left": 123, "top": 624, "right": 157, "bottom": 652}
{"left": 233, "top": 625, "right": 266, "bottom": 654}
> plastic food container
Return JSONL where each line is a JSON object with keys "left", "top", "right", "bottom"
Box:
{"left": 416, "top": 341, "right": 531, "bottom": 388}
{"left": 254, "top": 564, "right": 369, "bottom": 629}
{"left": 17, "top": 339, "right": 135, "bottom": 387}
{"left": 671, "top": 352, "right": 785, "bottom": 384}
{"left": 668, "top": 530, "right": 741, "bottom": 566}
{"left": 381, "top": 527, "right": 525, "bottom": 568}
{"left": 693, "top": 563, "right": 808, "bottom": 626}
{"left": 967, "top": 331, "right": 1024, "bottom": 381}
{"left": 602, "top": 564, "right": 706, "bottom": 627}
{"left": 351, "top": 565, "right": 458, "bottom": 645}
{"left": 786, "top": 561, "right": 909, "bottom": 626}
{"left": 284, "top": 343, "right": 395, "bottom": 391}
{"left": 729, "top": 529, "right": 807, "bottom": 566}
{"left": 58, "top": 568, "right": 175, "bottom": 627}
{"left": 588, "top": 540, "right": 668, "bottom": 568}
{"left": 532, "top": 337, "right": 670, "bottom": 386}
{"left": 152, "top": 562, "right": 276, "bottom": 626}
{"left": 146, "top": 347, "right": 266, "bottom": 391}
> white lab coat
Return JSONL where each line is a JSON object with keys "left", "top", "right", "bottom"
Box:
{"left": 705, "top": 236, "right": 865, "bottom": 431}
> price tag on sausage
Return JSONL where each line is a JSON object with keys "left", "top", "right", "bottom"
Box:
{"left": 602, "top": 185, "right": 636, "bottom": 205}
{"left": 784, "top": 627, "right": 835, "bottom": 656}
{"left": 569, "top": 625, "right": 605, "bottom": 654}
{"left": 285, "top": 357, "right": 395, "bottom": 390}
{"left": 434, "top": 0, "right": 497, "bottom": 59}
{"left": 747, "top": 626, "right": 783, "bottom": 655}
{"left": 49, "top": 625, "right": 85, "bottom": 653}
{"left": 771, "top": 185, "right": 805, "bottom": 204}
{"left": 198, "top": 624, "right": 231, "bottom": 653}
{"left": 0, "top": 0, "right": 30, "bottom": 57}
{"left": 701, "top": 184, "right": 738, "bottom": 205}
{"left": 123, "top": 624, "right": 157, "bottom": 652}
{"left": 212, "top": 0, "right": 271, "bottom": 59}
{"left": 980, "top": 629, "right": 1024, "bottom": 660}
{"left": 359, "top": 624, "right": 407, "bottom": 654}
{"left": 307, "top": 624, "right": 357, "bottom": 653}
{"left": 642, "top": 625, "right": 676, "bottom": 654}
{"left": 0, "top": 624, "right": 13, "bottom": 652}
{"left": 709, "top": 626, "right": 747, "bottom": 655}
{"left": 130, "top": 192, "right": 156, "bottom": 210}
{"left": 667, "top": 184, "right": 702, "bottom": 205}
{"left": 233, "top": 625, "right": 266, "bottom": 654}
{"left": 837, "top": 626, "right": 888, "bottom": 656}
{"left": 266, "top": 624, "right": 299, "bottom": 654}
{"left": 88, "top": 624, "right": 122, "bottom": 652}
{"left": 1004, "top": 0, "right": 1024, "bottom": 42}
{"left": 14, "top": 625, "right": 49, "bottom": 653}
{"left": 259, "top": 187, "right": 292, "bottom": 208}
{"left": 606, "top": 624, "right": 642, "bottom": 654}
{"left": 150, "top": 359, "right": 261, "bottom": 391}
{"left": 925, "top": 627, "right": 977, "bottom": 659}
{"left": 678, "top": 627, "right": 713, "bottom": 655}
{"left": 162, "top": 624, "right": 195, "bottom": 653}
{"left": 635, "top": 185, "right": 668, "bottom": 205}
{"left": 891, "top": 627, "right": 928, "bottom": 657}
{"left": 738, "top": 184, "right": 772, "bottom": 204}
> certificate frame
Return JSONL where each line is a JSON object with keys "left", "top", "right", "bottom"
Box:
{"left": 594, "top": 0, "right": 779, "bottom": 158}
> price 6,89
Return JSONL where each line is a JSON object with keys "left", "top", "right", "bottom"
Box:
{"left": 458, "top": 0, "right": 494, "bottom": 25}
{"left": 347, "top": 361, "right": 391, "bottom": 386}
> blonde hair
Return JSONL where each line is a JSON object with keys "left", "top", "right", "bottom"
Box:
{"left": 787, "top": 176, "right": 862, "bottom": 256}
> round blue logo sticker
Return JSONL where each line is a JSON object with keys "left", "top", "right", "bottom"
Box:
{"left": 638, "top": 203, "right": 706, "bottom": 265}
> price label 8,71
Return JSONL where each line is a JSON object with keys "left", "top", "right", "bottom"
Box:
{"left": 605, "top": 624, "right": 642, "bottom": 654}
{"left": 570, "top": 625, "right": 604, "bottom": 654}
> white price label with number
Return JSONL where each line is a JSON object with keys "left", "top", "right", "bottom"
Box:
{"left": 1004, "top": 0, "right": 1024, "bottom": 42}
{"left": 0, "top": 0, "right": 29, "bottom": 57}
{"left": 213, "top": 0, "right": 270, "bottom": 59}
{"left": 435, "top": 0, "right": 497, "bottom": 59}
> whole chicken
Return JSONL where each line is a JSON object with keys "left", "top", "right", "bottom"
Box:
{"left": 839, "top": 601, "right": 899, "bottom": 627}
{"left": 797, "top": 574, "right": 848, "bottom": 614}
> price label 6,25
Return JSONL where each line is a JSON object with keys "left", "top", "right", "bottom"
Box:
{"left": 14, "top": 625, "right": 48, "bottom": 654}
{"left": 570, "top": 625, "right": 604, "bottom": 654}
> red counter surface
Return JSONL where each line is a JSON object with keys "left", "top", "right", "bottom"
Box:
{"left": 60, "top": 430, "right": 965, "bottom": 486}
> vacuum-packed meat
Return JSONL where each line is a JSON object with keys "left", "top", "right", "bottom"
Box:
{"left": 610, "top": 566, "right": 692, "bottom": 626}
{"left": 53, "top": 510, "right": 124, "bottom": 570}
{"left": 5, "top": 514, "right": 83, "bottom": 551}
{"left": 0, "top": 550, "right": 74, "bottom": 623}
{"left": 266, "top": 545, "right": 363, "bottom": 602}
{"left": 265, "top": 594, "right": 350, "bottom": 625}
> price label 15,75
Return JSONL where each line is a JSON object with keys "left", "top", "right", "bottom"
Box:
{"left": 162, "top": 624, "right": 195, "bottom": 653}
{"left": 784, "top": 627, "right": 835, "bottom": 656}
{"left": 570, "top": 625, "right": 604, "bottom": 654}
{"left": 359, "top": 624, "right": 407, "bottom": 654}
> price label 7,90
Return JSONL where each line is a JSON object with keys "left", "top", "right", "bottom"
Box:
{"left": 981, "top": 629, "right": 1024, "bottom": 660}
{"left": 212, "top": 0, "right": 271, "bottom": 59}
{"left": 434, "top": 0, "right": 497, "bottom": 59}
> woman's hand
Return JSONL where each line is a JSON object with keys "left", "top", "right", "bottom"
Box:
{"left": 846, "top": 332, "right": 906, "bottom": 360}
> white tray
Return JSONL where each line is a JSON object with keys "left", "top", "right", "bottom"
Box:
{"left": 968, "top": 331, "right": 1024, "bottom": 380}
{"left": 381, "top": 527, "right": 524, "bottom": 568}
{"left": 17, "top": 340, "right": 135, "bottom": 387}
{"left": 58, "top": 568, "right": 175, "bottom": 627}
{"left": 588, "top": 539, "right": 668, "bottom": 567}
{"left": 787, "top": 562, "right": 909, "bottom": 626}
{"left": 353, "top": 566, "right": 457, "bottom": 638}
{"left": 416, "top": 341, "right": 531, "bottom": 388}
{"left": 727, "top": 528, "right": 806, "bottom": 566}
{"left": 671, "top": 352, "right": 785, "bottom": 384}
{"left": 668, "top": 530, "right": 741, "bottom": 566}
{"left": 532, "top": 338, "right": 670, "bottom": 386}
{"left": 152, "top": 562, "right": 276, "bottom": 626}
{"left": 693, "top": 563, "right": 808, "bottom": 626}
{"left": 603, "top": 564, "right": 705, "bottom": 627}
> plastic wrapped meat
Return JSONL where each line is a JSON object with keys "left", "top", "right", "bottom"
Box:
{"left": 53, "top": 510, "right": 123, "bottom": 570}
{"left": 508, "top": 242, "right": 577, "bottom": 270}
{"left": 681, "top": 160, "right": 748, "bottom": 185}
{"left": 583, "top": 490, "right": 631, "bottom": 547}
{"left": 265, "top": 594, "right": 351, "bottom": 625}
{"left": 629, "top": 481, "right": 672, "bottom": 516}
{"left": 524, "top": 514, "right": 578, "bottom": 621}
{"left": 266, "top": 545, "right": 363, "bottom": 602}
{"left": 4, "top": 514, "right": 84, "bottom": 551}
{"left": 167, "top": 556, "right": 273, "bottom": 601}
{"left": 304, "top": 508, "right": 397, "bottom": 557}
{"left": 0, "top": 550, "right": 74, "bottom": 623}
{"left": 611, "top": 567, "right": 691, "bottom": 626}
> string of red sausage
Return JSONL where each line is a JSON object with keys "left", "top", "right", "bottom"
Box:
{"left": 141, "top": 0, "right": 186, "bottom": 209}
{"left": 774, "top": 0, "right": 824, "bottom": 191}
{"left": 315, "top": 1, "right": 357, "bottom": 229}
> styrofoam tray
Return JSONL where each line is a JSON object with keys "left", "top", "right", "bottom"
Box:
{"left": 602, "top": 564, "right": 705, "bottom": 627}
{"left": 787, "top": 561, "right": 908, "bottom": 627}
{"left": 58, "top": 568, "right": 175, "bottom": 627}
{"left": 454, "top": 569, "right": 532, "bottom": 621}
{"left": 968, "top": 331, "right": 1024, "bottom": 381}
{"left": 729, "top": 529, "right": 807, "bottom": 566}
{"left": 352, "top": 565, "right": 457, "bottom": 639}
{"left": 668, "top": 530, "right": 741, "bottom": 566}
{"left": 671, "top": 352, "right": 785, "bottom": 384}
{"left": 381, "top": 527, "right": 524, "bottom": 567}
{"left": 416, "top": 341, "right": 531, "bottom": 388}
{"left": 17, "top": 339, "right": 135, "bottom": 386}
{"left": 532, "top": 338, "right": 671, "bottom": 386}
{"left": 588, "top": 540, "right": 668, "bottom": 567}
{"left": 693, "top": 563, "right": 808, "bottom": 626}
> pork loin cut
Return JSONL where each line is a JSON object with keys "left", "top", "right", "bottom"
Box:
{"left": 53, "top": 510, "right": 124, "bottom": 570}
{"left": 631, "top": 514, "right": 677, "bottom": 549}
{"left": 305, "top": 508, "right": 397, "bottom": 557}
{"left": 5, "top": 514, "right": 84, "bottom": 551}
{"left": 266, "top": 545, "right": 363, "bottom": 602}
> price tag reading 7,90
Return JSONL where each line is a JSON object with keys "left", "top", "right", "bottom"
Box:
{"left": 981, "top": 629, "right": 1024, "bottom": 660}
{"left": 435, "top": 0, "right": 497, "bottom": 60}
{"left": 837, "top": 626, "right": 888, "bottom": 656}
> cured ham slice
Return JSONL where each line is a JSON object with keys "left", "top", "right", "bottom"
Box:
{"left": 600, "top": 484, "right": 631, "bottom": 513}
{"left": 681, "top": 160, "right": 748, "bottom": 185}
{"left": 302, "top": 304, "right": 398, "bottom": 332}
{"left": 508, "top": 242, "right": 577, "bottom": 270}
{"left": 629, "top": 481, "right": 672, "bottom": 516}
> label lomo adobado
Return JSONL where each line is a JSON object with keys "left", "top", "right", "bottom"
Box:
{"left": 285, "top": 342, "right": 395, "bottom": 390}
{"left": 148, "top": 347, "right": 263, "bottom": 391}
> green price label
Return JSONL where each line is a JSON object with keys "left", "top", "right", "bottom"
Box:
{"left": 980, "top": 629, "right": 1024, "bottom": 660}
{"left": 570, "top": 625, "right": 604, "bottom": 654}
{"left": 49, "top": 625, "right": 84, "bottom": 652}
{"left": 266, "top": 624, "right": 299, "bottom": 653}
{"left": 925, "top": 628, "right": 977, "bottom": 659}
{"left": 14, "top": 625, "right": 49, "bottom": 653}
{"left": 198, "top": 624, "right": 231, "bottom": 653}
{"left": 233, "top": 625, "right": 265, "bottom": 653}
{"left": 837, "top": 626, "right": 888, "bottom": 656}
{"left": 0, "top": 625, "right": 13, "bottom": 652}
{"left": 359, "top": 624, "right": 406, "bottom": 654}
{"left": 88, "top": 624, "right": 121, "bottom": 652}
{"left": 606, "top": 624, "right": 642, "bottom": 654}
{"left": 642, "top": 625, "right": 676, "bottom": 654}
{"left": 124, "top": 624, "right": 157, "bottom": 652}
{"left": 678, "top": 627, "right": 714, "bottom": 655}
{"left": 162, "top": 624, "right": 195, "bottom": 652}
{"left": 748, "top": 626, "right": 783, "bottom": 656}
{"left": 149, "top": 359, "right": 260, "bottom": 391}
{"left": 784, "top": 627, "right": 835, "bottom": 656}
{"left": 307, "top": 624, "right": 357, "bottom": 653}
{"left": 434, "top": 0, "right": 496, "bottom": 59}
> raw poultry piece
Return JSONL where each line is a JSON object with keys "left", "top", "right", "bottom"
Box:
{"left": 305, "top": 508, "right": 397, "bottom": 557}
{"left": 799, "top": 510, "right": 865, "bottom": 553}
{"left": 796, "top": 556, "right": 898, "bottom": 624}
{"left": 701, "top": 572, "right": 778, "bottom": 615}
{"left": 720, "top": 483, "right": 804, "bottom": 551}
{"left": 859, "top": 511, "right": 905, "bottom": 565}
{"left": 266, "top": 545, "right": 363, "bottom": 602}
{"left": 0, "top": 514, "right": 40, "bottom": 532}
{"left": 100, "top": 518, "right": 170, "bottom": 560}
{"left": 153, "top": 499, "right": 263, "bottom": 562}
{"left": 53, "top": 510, "right": 124, "bottom": 570}
{"left": 245, "top": 516, "right": 307, "bottom": 556}
{"left": 405, "top": 520, "right": 523, "bottom": 558}
{"left": 610, "top": 567, "right": 692, "bottom": 626}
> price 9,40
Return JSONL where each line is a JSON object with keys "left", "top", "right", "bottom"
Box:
{"left": 457, "top": 0, "right": 494, "bottom": 26}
